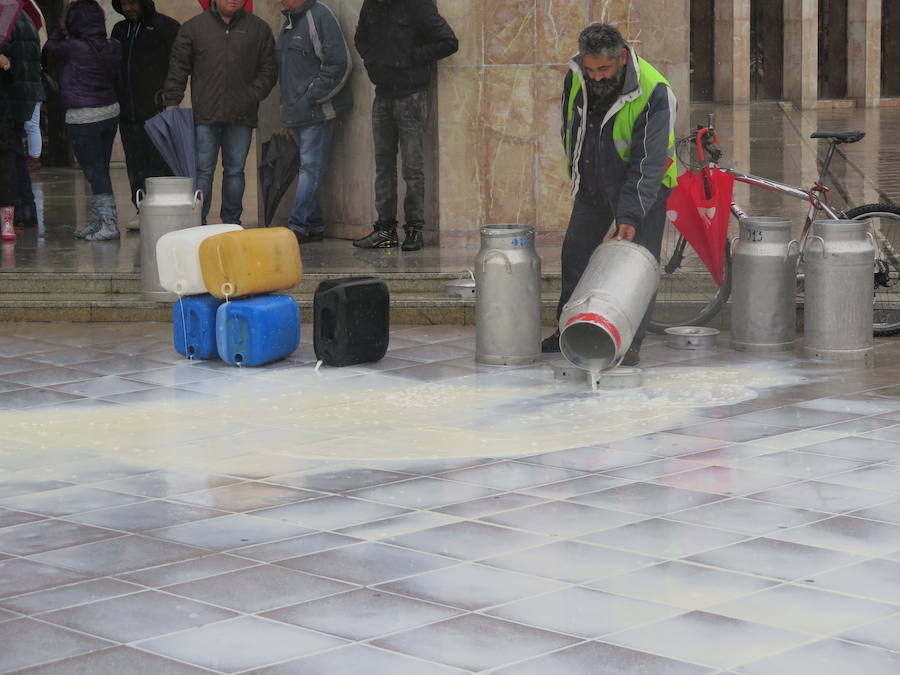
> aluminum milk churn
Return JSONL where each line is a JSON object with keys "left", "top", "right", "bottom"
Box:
{"left": 802, "top": 219, "right": 874, "bottom": 360}
{"left": 139, "top": 177, "right": 203, "bottom": 301}
{"left": 731, "top": 217, "right": 799, "bottom": 351}
{"left": 558, "top": 241, "right": 659, "bottom": 371}
{"left": 475, "top": 225, "right": 542, "bottom": 365}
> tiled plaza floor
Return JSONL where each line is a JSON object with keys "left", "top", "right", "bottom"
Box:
{"left": 0, "top": 322, "right": 899, "bottom": 673}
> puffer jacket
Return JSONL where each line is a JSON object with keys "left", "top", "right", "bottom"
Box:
{"left": 111, "top": 0, "right": 180, "bottom": 122}
{"left": 354, "top": 0, "right": 457, "bottom": 99}
{"left": 277, "top": 0, "right": 352, "bottom": 128}
{"left": 1, "top": 12, "right": 45, "bottom": 122}
{"left": 42, "top": 0, "right": 121, "bottom": 111}
{"left": 163, "top": 1, "right": 277, "bottom": 127}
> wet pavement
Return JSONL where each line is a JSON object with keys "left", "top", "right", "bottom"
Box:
{"left": 0, "top": 321, "right": 899, "bottom": 673}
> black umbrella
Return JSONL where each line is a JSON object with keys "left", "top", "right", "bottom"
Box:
{"left": 258, "top": 131, "right": 299, "bottom": 226}
{"left": 144, "top": 108, "right": 197, "bottom": 186}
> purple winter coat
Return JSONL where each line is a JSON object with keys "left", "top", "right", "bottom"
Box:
{"left": 42, "top": 0, "right": 121, "bottom": 112}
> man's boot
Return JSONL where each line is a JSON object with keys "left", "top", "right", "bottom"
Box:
{"left": 84, "top": 194, "right": 120, "bottom": 241}
{"left": 353, "top": 220, "right": 400, "bottom": 248}
{"left": 74, "top": 195, "right": 103, "bottom": 239}
{"left": 401, "top": 223, "right": 424, "bottom": 251}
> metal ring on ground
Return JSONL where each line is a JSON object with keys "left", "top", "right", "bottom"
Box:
{"left": 664, "top": 326, "right": 720, "bottom": 350}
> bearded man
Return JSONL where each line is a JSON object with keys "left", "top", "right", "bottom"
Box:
{"left": 543, "top": 23, "right": 677, "bottom": 366}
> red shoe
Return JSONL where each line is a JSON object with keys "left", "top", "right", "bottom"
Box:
{"left": 0, "top": 206, "right": 14, "bottom": 241}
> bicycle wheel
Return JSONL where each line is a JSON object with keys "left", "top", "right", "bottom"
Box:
{"left": 845, "top": 203, "right": 900, "bottom": 336}
{"left": 648, "top": 221, "right": 733, "bottom": 333}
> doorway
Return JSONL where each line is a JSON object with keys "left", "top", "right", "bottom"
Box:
{"left": 818, "top": 0, "right": 848, "bottom": 99}
{"left": 690, "top": 0, "right": 715, "bottom": 101}
{"left": 750, "top": 0, "right": 783, "bottom": 100}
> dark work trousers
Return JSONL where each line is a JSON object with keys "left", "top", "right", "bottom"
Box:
{"left": 372, "top": 90, "right": 426, "bottom": 228}
{"left": 555, "top": 186, "right": 671, "bottom": 351}
{"left": 120, "top": 120, "right": 172, "bottom": 206}
{"left": 13, "top": 122, "right": 35, "bottom": 218}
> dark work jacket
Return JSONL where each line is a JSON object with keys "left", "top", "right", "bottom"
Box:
{"left": 111, "top": 0, "right": 180, "bottom": 122}
{"left": 0, "top": 12, "right": 45, "bottom": 122}
{"left": 42, "top": 0, "right": 121, "bottom": 112}
{"left": 163, "top": 4, "right": 277, "bottom": 127}
{"left": 0, "top": 71, "right": 15, "bottom": 153}
{"left": 354, "top": 0, "right": 457, "bottom": 99}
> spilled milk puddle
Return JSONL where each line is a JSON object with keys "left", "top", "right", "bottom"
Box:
{"left": 0, "top": 363, "right": 806, "bottom": 462}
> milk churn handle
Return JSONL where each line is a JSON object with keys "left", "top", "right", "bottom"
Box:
{"left": 786, "top": 240, "right": 800, "bottom": 260}
{"left": 135, "top": 188, "right": 144, "bottom": 209}
{"left": 730, "top": 236, "right": 740, "bottom": 252}
{"left": 801, "top": 235, "right": 827, "bottom": 259}
{"left": 481, "top": 250, "right": 512, "bottom": 275}
{"left": 192, "top": 190, "right": 203, "bottom": 210}
{"left": 866, "top": 231, "right": 876, "bottom": 255}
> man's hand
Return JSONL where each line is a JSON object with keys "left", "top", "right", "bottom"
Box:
{"left": 613, "top": 223, "right": 636, "bottom": 242}
{"left": 0, "top": 55, "right": 10, "bottom": 71}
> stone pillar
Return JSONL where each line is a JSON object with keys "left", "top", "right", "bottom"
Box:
{"left": 713, "top": 0, "right": 750, "bottom": 104}
{"left": 782, "top": 0, "right": 818, "bottom": 109}
{"left": 847, "top": 0, "right": 881, "bottom": 107}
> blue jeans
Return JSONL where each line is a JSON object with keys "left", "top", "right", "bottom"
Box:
{"left": 24, "top": 102, "right": 41, "bottom": 158}
{"left": 68, "top": 117, "right": 118, "bottom": 195}
{"left": 288, "top": 120, "right": 334, "bottom": 235}
{"left": 195, "top": 124, "right": 253, "bottom": 225}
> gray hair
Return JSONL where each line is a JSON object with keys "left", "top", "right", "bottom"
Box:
{"left": 578, "top": 23, "right": 626, "bottom": 59}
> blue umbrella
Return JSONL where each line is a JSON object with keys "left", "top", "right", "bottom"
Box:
{"left": 144, "top": 107, "right": 197, "bottom": 186}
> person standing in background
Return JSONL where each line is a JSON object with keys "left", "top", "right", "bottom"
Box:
{"left": 0, "top": 53, "right": 17, "bottom": 242}
{"left": 22, "top": 0, "right": 46, "bottom": 172}
{"left": 111, "top": 0, "right": 179, "bottom": 229}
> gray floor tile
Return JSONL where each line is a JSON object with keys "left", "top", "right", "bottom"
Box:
{"left": 123, "top": 364, "right": 229, "bottom": 387}
{"left": 747, "top": 480, "right": 894, "bottom": 514}
{"left": 253, "top": 644, "right": 463, "bottom": 675}
{"left": 277, "top": 541, "right": 454, "bottom": 585}
{"left": 482, "top": 539, "right": 658, "bottom": 583}
{"left": 30, "top": 535, "right": 207, "bottom": 576}
{"left": 817, "top": 417, "right": 900, "bottom": 434}
{"left": 604, "top": 458, "right": 709, "bottom": 480}
{"left": 26, "top": 348, "right": 120, "bottom": 368}
{"left": 604, "top": 611, "right": 809, "bottom": 670}
{"left": 434, "top": 492, "right": 546, "bottom": 518}
{"left": 522, "top": 446, "right": 659, "bottom": 472}
{"left": 667, "top": 498, "right": 829, "bottom": 535}
{"left": 0, "top": 619, "right": 112, "bottom": 673}
{"left": 686, "top": 537, "right": 863, "bottom": 581}
{"left": 348, "top": 476, "right": 498, "bottom": 509}
{"left": 734, "top": 450, "right": 867, "bottom": 479}
{"left": 735, "top": 406, "right": 861, "bottom": 429}
{"left": 89, "top": 470, "right": 243, "bottom": 498}
{"left": 234, "top": 532, "right": 361, "bottom": 562}
{"left": 38, "top": 589, "right": 236, "bottom": 642}
{"left": 335, "top": 511, "right": 462, "bottom": 541}
{"left": 0, "top": 579, "right": 141, "bottom": 615}
{"left": 270, "top": 467, "right": 413, "bottom": 493}
{"left": 653, "top": 466, "right": 799, "bottom": 496}
{"left": 385, "top": 362, "right": 476, "bottom": 381}
{"left": 670, "top": 420, "right": 794, "bottom": 444}
{"left": 587, "top": 561, "right": 777, "bottom": 610}
{"left": 164, "top": 564, "right": 355, "bottom": 613}
{"left": 205, "top": 453, "right": 325, "bottom": 480}
{"left": 251, "top": 495, "right": 411, "bottom": 530}
{"left": 137, "top": 616, "right": 347, "bottom": 673}
{"left": 116, "top": 553, "right": 258, "bottom": 588}
{"left": 77, "top": 356, "right": 186, "bottom": 377}
{"left": 50, "top": 375, "right": 155, "bottom": 398}
{"left": 708, "top": 583, "right": 900, "bottom": 635}
{"left": 148, "top": 513, "right": 313, "bottom": 550}
{"left": 0, "top": 387, "right": 84, "bottom": 410}
{"left": 0, "top": 559, "right": 89, "bottom": 599}
{"left": 767, "top": 515, "right": 900, "bottom": 556}
{"left": 1, "top": 367, "right": 95, "bottom": 388}
{"left": 263, "top": 588, "right": 462, "bottom": 640}
{"left": 481, "top": 500, "right": 646, "bottom": 537}
{"left": 371, "top": 613, "right": 578, "bottom": 671}
{"left": 796, "top": 436, "right": 900, "bottom": 463}
{"left": 492, "top": 641, "right": 713, "bottom": 675}
{"left": 823, "top": 463, "right": 900, "bottom": 493}
{"left": 0, "top": 519, "right": 121, "bottom": 555}
{"left": 850, "top": 499, "right": 900, "bottom": 525}
{"left": 0, "top": 486, "right": 145, "bottom": 517}
{"left": 802, "top": 558, "right": 900, "bottom": 603}
{"left": 172, "top": 482, "right": 321, "bottom": 512}
{"left": 437, "top": 460, "right": 583, "bottom": 490}
{"left": 860, "top": 425, "right": 900, "bottom": 443}
{"left": 377, "top": 562, "right": 566, "bottom": 611}
{"left": 0, "top": 480, "right": 74, "bottom": 500}
{"left": 603, "top": 432, "right": 731, "bottom": 456}
{"left": 10, "top": 646, "right": 210, "bottom": 674}
{"left": 570, "top": 482, "right": 726, "bottom": 516}
{"left": 793, "top": 397, "right": 900, "bottom": 416}
{"left": 839, "top": 614, "right": 900, "bottom": 653}
{"left": 100, "top": 387, "right": 217, "bottom": 404}
{"left": 385, "top": 521, "right": 550, "bottom": 560}
{"left": 582, "top": 518, "right": 749, "bottom": 558}
{"left": 487, "top": 586, "right": 683, "bottom": 638}
{"left": 736, "top": 638, "right": 900, "bottom": 675}
{"left": 66, "top": 500, "right": 225, "bottom": 532}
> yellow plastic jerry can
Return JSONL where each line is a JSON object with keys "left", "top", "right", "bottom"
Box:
{"left": 199, "top": 227, "right": 302, "bottom": 299}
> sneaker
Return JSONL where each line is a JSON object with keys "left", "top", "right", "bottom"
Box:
{"left": 541, "top": 331, "right": 560, "bottom": 353}
{"left": 353, "top": 227, "right": 399, "bottom": 249}
{"left": 621, "top": 347, "right": 640, "bottom": 366}
{"left": 401, "top": 229, "right": 423, "bottom": 251}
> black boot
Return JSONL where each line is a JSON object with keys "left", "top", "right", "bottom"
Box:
{"left": 541, "top": 331, "right": 560, "bottom": 353}
{"left": 401, "top": 226, "right": 423, "bottom": 251}
{"left": 353, "top": 221, "right": 399, "bottom": 249}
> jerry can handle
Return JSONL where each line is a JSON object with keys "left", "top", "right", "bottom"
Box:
{"left": 481, "top": 250, "right": 512, "bottom": 275}
{"left": 135, "top": 188, "right": 144, "bottom": 209}
{"left": 192, "top": 190, "right": 203, "bottom": 210}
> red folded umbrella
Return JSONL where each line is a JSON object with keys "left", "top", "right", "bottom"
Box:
{"left": 665, "top": 167, "right": 735, "bottom": 286}
{"left": 0, "top": 0, "right": 26, "bottom": 49}
{"left": 197, "top": 0, "right": 253, "bottom": 12}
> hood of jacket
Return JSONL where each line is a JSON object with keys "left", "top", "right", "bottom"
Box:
{"left": 281, "top": 0, "right": 316, "bottom": 27}
{"left": 66, "top": 0, "right": 109, "bottom": 41}
{"left": 111, "top": 0, "right": 158, "bottom": 22}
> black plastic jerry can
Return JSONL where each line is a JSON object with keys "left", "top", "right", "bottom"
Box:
{"left": 313, "top": 277, "right": 390, "bottom": 367}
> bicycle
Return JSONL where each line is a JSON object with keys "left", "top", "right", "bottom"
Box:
{"left": 648, "top": 113, "right": 900, "bottom": 336}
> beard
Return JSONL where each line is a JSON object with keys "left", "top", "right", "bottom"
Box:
{"left": 587, "top": 65, "right": 625, "bottom": 104}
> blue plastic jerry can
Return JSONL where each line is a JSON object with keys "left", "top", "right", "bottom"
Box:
{"left": 216, "top": 295, "right": 301, "bottom": 367}
{"left": 173, "top": 294, "right": 224, "bottom": 359}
